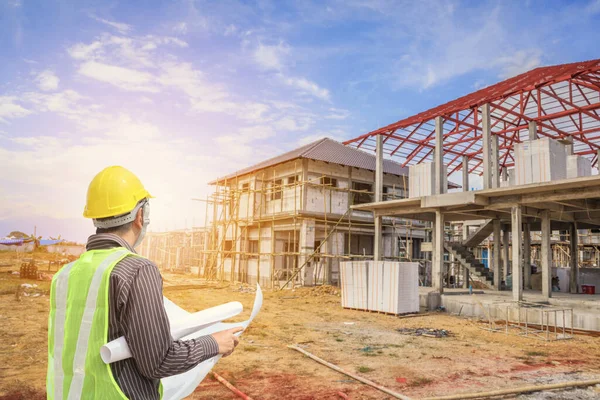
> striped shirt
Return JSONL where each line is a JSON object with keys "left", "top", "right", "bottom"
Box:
{"left": 86, "top": 233, "right": 219, "bottom": 399}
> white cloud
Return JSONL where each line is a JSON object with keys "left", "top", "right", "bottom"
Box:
{"left": 173, "top": 22, "right": 188, "bottom": 34}
{"left": 387, "top": 5, "right": 546, "bottom": 90}
{"left": 274, "top": 116, "right": 314, "bottom": 131}
{"left": 78, "top": 61, "right": 158, "bottom": 92}
{"left": 68, "top": 34, "right": 187, "bottom": 68}
{"left": 253, "top": 42, "right": 290, "bottom": 71}
{"left": 586, "top": 0, "right": 600, "bottom": 14}
{"left": 224, "top": 24, "right": 237, "bottom": 36}
{"left": 35, "top": 70, "right": 60, "bottom": 91}
{"left": 92, "top": 16, "right": 132, "bottom": 34}
{"left": 296, "top": 129, "right": 348, "bottom": 146}
{"left": 68, "top": 41, "right": 104, "bottom": 60}
{"left": 496, "top": 50, "right": 542, "bottom": 79}
{"left": 0, "top": 96, "right": 31, "bottom": 122}
{"left": 325, "top": 108, "right": 350, "bottom": 120}
{"left": 10, "top": 135, "right": 62, "bottom": 148}
{"left": 282, "top": 76, "right": 330, "bottom": 100}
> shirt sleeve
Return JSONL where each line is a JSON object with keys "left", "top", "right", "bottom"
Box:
{"left": 121, "top": 260, "right": 220, "bottom": 379}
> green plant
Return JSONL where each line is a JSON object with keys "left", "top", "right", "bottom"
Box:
{"left": 526, "top": 350, "right": 548, "bottom": 357}
{"left": 357, "top": 366, "right": 373, "bottom": 373}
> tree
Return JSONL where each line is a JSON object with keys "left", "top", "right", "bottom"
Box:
{"left": 7, "top": 231, "right": 28, "bottom": 239}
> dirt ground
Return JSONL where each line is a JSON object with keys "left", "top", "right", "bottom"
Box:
{"left": 1, "top": 267, "right": 600, "bottom": 399}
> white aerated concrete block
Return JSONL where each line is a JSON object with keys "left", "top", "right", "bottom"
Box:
{"left": 567, "top": 155, "right": 592, "bottom": 179}
{"left": 408, "top": 162, "right": 447, "bottom": 198}
{"left": 514, "top": 138, "right": 567, "bottom": 185}
{"left": 340, "top": 261, "right": 419, "bottom": 314}
{"left": 340, "top": 261, "right": 368, "bottom": 310}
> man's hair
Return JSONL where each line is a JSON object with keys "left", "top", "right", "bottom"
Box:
{"left": 96, "top": 221, "right": 133, "bottom": 235}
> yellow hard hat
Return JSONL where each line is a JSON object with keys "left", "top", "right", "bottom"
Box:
{"left": 83, "top": 166, "right": 153, "bottom": 219}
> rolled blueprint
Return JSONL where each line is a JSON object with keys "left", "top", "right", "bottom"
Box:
{"left": 100, "top": 300, "right": 244, "bottom": 364}
{"left": 100, "top": 284, "right": 263, "bottom": 400}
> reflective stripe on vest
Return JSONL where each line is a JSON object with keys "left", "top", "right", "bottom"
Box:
{"left": 53, "top": 262, "right": 76, "bottom": 400}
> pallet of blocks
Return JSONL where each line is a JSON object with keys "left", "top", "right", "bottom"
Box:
{"left": 340, "top": 261, "right": 419, "bottom": 314}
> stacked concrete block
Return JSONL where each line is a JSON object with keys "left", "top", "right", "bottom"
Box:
{"left": 408, "top": 162, "right": 447, "bottom": 198}
{"left": 340, "top": 261, "right": 368, "bottom": 310}
{"left": 566, "top": 155, "right": 592, "bottom": 179}
{"left": 341, "top": 261, "right": 419, "bottom": 314}
{"left": 514, "top": 138, "right": 567, "bottom": 185}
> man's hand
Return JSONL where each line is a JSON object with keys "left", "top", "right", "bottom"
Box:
{"left": 211, "top": 327, "right": 243, "bottom": 357}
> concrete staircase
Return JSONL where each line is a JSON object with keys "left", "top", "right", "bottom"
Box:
{"left": 445, "top": 242, "right": 494, "bottom": 285}
{"left": 462, "top": 219, "right": 494, "bottom": 248}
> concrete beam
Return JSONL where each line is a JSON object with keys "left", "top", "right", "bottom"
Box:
{"left": 422, "top": 191, "right": 488, "bottom": 208}
{"left": 511, "top": 205, "right": 523, "bottom": 302}
{"left": 541, "top": 211, "right": 552, "bottom": 299}
{"left": 570, "top": 222, "right": 579, "bottom": 294}
{"left": 481, "top": 104, "right": 492, "bottom": 189}
{"left": 523, "top": 223, "right": 531, "bottom": 290}
{"left": 432, "top": 210, "right": 445, "bottom": 293}
{"left": 493, "top": 220, "right": 501, "bottom": 290}
{"left": 435, "top": 116, "right": 444, "bottom": 195}
{"left": 462, "top": 156, "right": 469, "bottom": 192}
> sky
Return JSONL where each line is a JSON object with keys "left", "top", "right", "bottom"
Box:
{"left": 1, "top": 0, "right": 599, "bottom": 242}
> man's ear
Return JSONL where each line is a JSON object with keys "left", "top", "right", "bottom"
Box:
{"left": 134, "top": 207, "right": 144, "bottom": 230}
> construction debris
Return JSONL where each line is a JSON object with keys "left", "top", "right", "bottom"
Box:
{"left": 396, "top": 328, "right": 451, "bottom": 338}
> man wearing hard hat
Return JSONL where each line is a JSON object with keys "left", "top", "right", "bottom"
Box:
{"left": 47, "top": 166, "right": 241, "bottom": 399}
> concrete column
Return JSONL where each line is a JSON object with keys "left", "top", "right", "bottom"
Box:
{"left": 528, "top": 121, "right": 538, "bottom": 140}
{"left": 481, "top": 103, "right": 492, "bottom": 190}
{"left": 564, "top": 136, "right": 574, "bottom": 155}
{"left": 503, "top": 228, "right": 510, "bottom": 282}
{"left": 491, "top": 133, "right": 500, "bottom": 188}
{"left": 597, "top": 149, "right": 600, "bottom": 174}
{"left": 493, "top": 220, "right": 502, "bottom": 290}
{"left": 432, "top": 210, "right": 444, "bottom": 293}
{"left": 299, "top": 219, "right": 316, "bottom": 285}
{"left": 570, "top": 222, "right": 579, "bottom": 293}
{"left": 435, "top": 116, "right": 444, "bottom": 195}
{"left": 375, "top": 134, "right": 384, "bottom": 201}
{"left": 374, "top": 134, "right": 384, "bottom": 261}
{"left": 511, "top": 205, "right": 523, "bottom": 302}
{"left": 541, "top": 211, "right": 552, "bottom": 299}
{"left": 523, "top": 223, "right": 532, "bottom": 289}
{"left": 502, "top": 166, "right": 508, "bottom": 184}
{"left": 462, "top": 156, "right": 469, "bottom": 191}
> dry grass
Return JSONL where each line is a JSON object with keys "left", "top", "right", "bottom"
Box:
{"left": 1, "top": 271, "right": 600, "bottom": 399}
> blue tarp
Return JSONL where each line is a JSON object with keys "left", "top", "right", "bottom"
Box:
{"left": 0, "top": 238, "right": 25, "bottom": 245}
{"left": 482, "top": 249, "right": 489, "bottom": 269}
{"left": 40, "top": 239, "right": 64, "bottom": 246}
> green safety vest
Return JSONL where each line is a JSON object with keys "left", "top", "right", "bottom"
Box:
{"left": 47, "top": 247, "right": 134, "bottom": 400}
